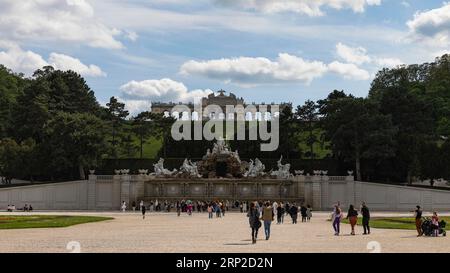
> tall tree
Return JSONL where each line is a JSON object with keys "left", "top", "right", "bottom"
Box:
{"left": 278, "top": 104, "right": 298, "bottom": 159}
{"left": 296, "top": 100, "right": 319, "bottom": 161}
{"left": 132, "top": 111, "right": 155, "bottom": 159}
{"left": 43, "top": 112, "right": 108, "bottom": 179}
{"left": 322, "top": 98, "right": 397, "bottom": 181}
{"left": 106, "top": 97, "right": 129, "bottom": 159}
{"left": 0, "top": 65, "right": 26, "bottom": 139}
{"left": 372, "top": 87, "right": 434, "bottom": 183}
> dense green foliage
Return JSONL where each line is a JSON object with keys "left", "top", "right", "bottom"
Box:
{"left": 0, "top": 55, "right": 449, "bottom": 183}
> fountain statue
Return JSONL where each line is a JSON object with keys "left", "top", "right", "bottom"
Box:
{"left": 179, "top": 158, "right": 201, "bottom": 178}
{"left": 270, "top": 156, "right": 292, "bottom": 179}
{"left": 149, "top": 140, "right": 295, "bottom": 180}
{"left": 244, "top": 158, "right": 266, "bottom": 178}
{"left": 197, "top": 139, "right": 245, "bottom": 178}
{"left": 151, "top": 158, "right": 177, "bottom": 177}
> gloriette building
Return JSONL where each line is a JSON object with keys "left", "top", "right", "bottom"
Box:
{"left": 150, "top": 90, "right": 291, "bottom": 120}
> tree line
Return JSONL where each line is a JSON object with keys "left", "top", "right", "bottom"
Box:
{"left": 0, "top": 55, "right": 449, "bottom": 183}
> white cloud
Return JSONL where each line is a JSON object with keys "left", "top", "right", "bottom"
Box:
{"left": 336, "top": 42, "right": 403, "bottom": 69}
{"left": 180, "top": 54, "right": 328, "bottom": 85}
{"left": 0, "top": 42, "right": 106, "bottom": 77}
{"left": 0, "top": 0, "right": 125, "bottom": 49}
{"left": 90, "top": 0, "right": 401, "bottom": 47}
{"left": 120, "top": 78, "right": 212, "bottom": 103}
{"left": 401, "top": 1, "right": 410, "bottom": 8}
{"left": 434, "top": 50, "right": 450, "bottom": 57}
{"left": 327, "top": 61, "right": 370, "bottom": 80}
{"left": 118, "top": 78, "right": 213, "bottom": 115}
{"left": 407, "top": 3, "right": 450, "bottom": 47}
{"left": 125, "top": 31, "right": 139, "bottom": 42}
{"left": 374, "top": 57, "right": 403, "bottom": 68}
{"left": 336, "top": 42, "right": 371, "bottom": 65}
{"left": 0, "top": 43, "right": 48, "bottom": 76}
{"left": 180, "top": 53, "right": 371, "bottom": 85}
{"left": 215, "top": 0, "right": 382, "bottom": 16}
{"left": 117, "top": 98, "right": 152, "bottom": 116}
{"left": 48, "top": 53, "right": 106, "bottom": 77}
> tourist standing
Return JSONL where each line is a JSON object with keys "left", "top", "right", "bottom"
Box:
{"left": 207, "top": 204, "right": 213, "bottom": 219}
{"left": 300, "top": 204, "right": 308, "bottom": 222}
{"left": 176, "top": 201, "right": 181, "bottom": 217}
{"left": 141, "top": 202, "right": 146, "bottom": 219}
{"left": 221, "top": 202, "right": 226, "bottom": 217}
{"left": 414, "top": 205, "right": 423, "bottom": 237}
{"left": 139, "top": 200, "right": 144, "bottom": 211}
{"left": 432, "top": 212, "right": 439, "bottom": 237}
{"left": 121, "top": 201, "right": 127, "bottom": 212}
{"left": 215, "top": 203, "right": 221, "bottom": 218}
{"left": 290, "top": 204, "right": 298, "bottom": 224}
{"left": 306, "top": 205, "right": 312, "bottom": 221}
{"left": 248, "top": 202, "right": 261, "bottom": 244}
{"left": 187, "top": 202, "right": 193, "bottom": 216}
{"left": 243, "top": 202, "right": 247, "bottom": 213}
{"left": 262, "top": 202, "right": 274, "bottom": 240}
{"left": 346, "top": 204, "right": 358, "bottom": 235}
{"left": 272, "top": 201, "right": 278, "bottom": 216}
{"left": 276, "top": 204, "right": 283, "bottom": 224}
{"left": 285, "top": 202, "right": 290, "bottom": 218}
{"left": 361, "top": 202, "right": 370, "bottom": 235}
{"left": 332, "top": 205, "right": 342, "bottom": 236}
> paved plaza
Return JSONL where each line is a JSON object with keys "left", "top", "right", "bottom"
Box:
{"left": 0, "top": 211, "right": 448, "bottom": 253}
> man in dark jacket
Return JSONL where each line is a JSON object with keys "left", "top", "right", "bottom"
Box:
{"left": 300, "top": 205, "right": 308, "bottom": 222}
{"left": 289, "top": 204, "right": 298, "bottom": 224}
{"left": 361, "top": 202, "right": 370, "bottom": 235}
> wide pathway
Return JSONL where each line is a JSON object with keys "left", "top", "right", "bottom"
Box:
{"left": 0, "top": 211, "right": 448, "bottom": 253}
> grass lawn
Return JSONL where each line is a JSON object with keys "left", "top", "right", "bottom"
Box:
{"left": 0, "top": 215, "right": 113, "bottom": 229}
{"left": 342, "top": 217, "right": 449, "bottom": 230}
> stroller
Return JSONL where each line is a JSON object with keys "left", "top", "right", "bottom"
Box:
{"left": 421, "top": 217, "right": 447, "bottom": 237}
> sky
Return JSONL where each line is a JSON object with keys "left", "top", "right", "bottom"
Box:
{"left": 1, "top": 0, "right": 449, "bottom": 115}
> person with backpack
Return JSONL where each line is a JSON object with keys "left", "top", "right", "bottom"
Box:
{"left": 247, "top": 202, "right": 261, "bottom": 244}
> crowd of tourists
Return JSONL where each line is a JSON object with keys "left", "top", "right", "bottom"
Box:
{"left": 246, "top": 201, "right": 314, "bottom": 244}
{"left": 330, "top": 202, "right": 445, "bottom": 237}
{"left": 331, "top": 201, "right": 371, "bottom": 236}
{"left": 121, "top": 199, "right": 239, "bottom": 219}
{"left": 117, "top": 199, "right": 446, "bottom": 241}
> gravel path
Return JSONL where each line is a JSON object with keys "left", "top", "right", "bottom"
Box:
{"left": 0, "top": 211, "right": 448, "bottom": 253}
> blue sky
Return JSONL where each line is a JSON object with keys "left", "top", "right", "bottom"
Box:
{"left": 0, "top": 0, "right": 449, "bottom": 115}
